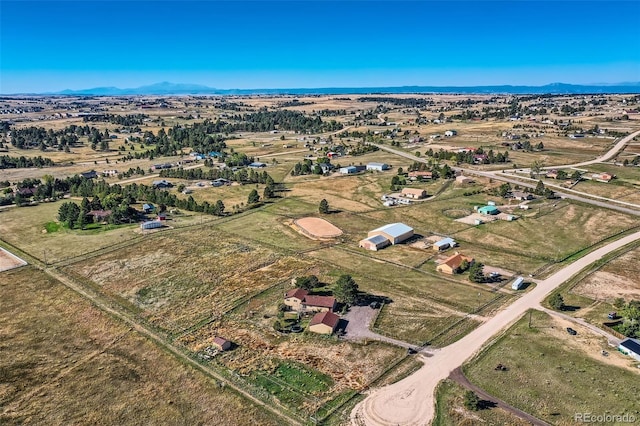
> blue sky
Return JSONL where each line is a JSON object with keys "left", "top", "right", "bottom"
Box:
{"left": 1, "top": 1, "right": 639, "bottom": 93}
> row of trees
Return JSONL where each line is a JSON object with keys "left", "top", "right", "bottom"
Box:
{"left": 289, "top": 274, "right": 359, "bottom": 305}
{"left": 82, "top": 113, "right": 148, "bottom": 126}
{"left": 159, "top": 166, "right": 273, "bottom": 185}
{"left": 0, "top": 155, "right": 54, "bottom": 169}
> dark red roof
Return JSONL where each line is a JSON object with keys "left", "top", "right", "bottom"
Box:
{"left": 213, "top": 337, "right": 229, "bottom": 347}
{"left": 303, "top": 295, "right": 336, "bottom": 309}
{"left": 309, "top": 311, "right": 340, "bottom": 329}
{"left": 285, "top": 288, "right": 308, "bottom": 300}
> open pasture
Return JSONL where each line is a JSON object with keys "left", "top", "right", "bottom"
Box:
{"left": 0, "top": 266, "right": 280, "bottom": 426}
{"left": 68, "top": 228, "right": 315, "bottom": 334}
{"left": 465, "top": 310, "right": 640, "bottom": 425}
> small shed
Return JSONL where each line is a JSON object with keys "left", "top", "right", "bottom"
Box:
{"left": 511, "top": 276, "right": 525, "bottom": 290}
{"left": 141, "top": 220, "right": 163, "bottom": 230}
{"left": 142, "top": 203, "right": 154, "bottom": 213}
{"left": 433, "top": 237, "right": 456, "bottom": 251}
{"left": 249, "top": 162, "right": 267, "bottom": 168}
{"left": 213, "top": 337, "right": 232, "bottom": 351}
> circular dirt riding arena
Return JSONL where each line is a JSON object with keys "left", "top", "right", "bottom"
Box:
{"left": 293, "top": 217, "right": 343, "bottom": 240}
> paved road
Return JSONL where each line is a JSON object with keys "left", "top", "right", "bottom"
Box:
{"left": 351, "top": 230, "right": 640, "bottom": 425}
{"left": 372, "top": 142, "right": 640, "bottom": 216}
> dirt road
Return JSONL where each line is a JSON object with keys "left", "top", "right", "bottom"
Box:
{"left": 352, "top": 230, "right": 640, "bottom": 425}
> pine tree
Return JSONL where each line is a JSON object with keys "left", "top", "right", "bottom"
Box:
{"left": 319, "top": 199, "right": 329, "bottom": 214}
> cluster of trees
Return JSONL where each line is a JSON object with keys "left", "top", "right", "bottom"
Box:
{"left": 533, "top": 180, "right": 556, "bottom": 198}
{"left": 348, "top": 141, "right": 379, "bottom": 156}
{"left": 116, "top": 166, "right": 146, "bottom": 179}
{"left": 612, "top": 298, "right": 640, "bottom": 338}
{"left": 291, "top": 159, "right": 324, "bottom": 176}
{"left": 0, "top": 155, "right": 54, "bottom": 169}
{"left": 276, "top": 99, "right": 315, "bottom": 108}
{"left": 159, "top": 166, "right": 273, "bottom": 185}
{"left": 9, "top": 125, "right": 83, "bottom": 151}
{"left": 315, "top": 109, "right": 347, "bottom": 117}
{"left": 231, "top": 110, "right": 343, "bottom": 133}
{"left": 358, "top": 97, "right": 434, "bottom": 108}
{"left": 82, "top": 113, "right": 148, "bottom": 126}
{"left": 425, "top": 147, "right": 510, "bottom": 165}
{"left": 319, "top": 199, "right": 330, "bottom": 214}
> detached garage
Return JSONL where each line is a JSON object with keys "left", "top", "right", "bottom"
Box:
{"left": 368, "top": 223, "right": 414, "bottom": 245}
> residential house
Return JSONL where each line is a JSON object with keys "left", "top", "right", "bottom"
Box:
{"left": 87, "top": 209, "right": 112, "bottom": 222}
{"left": 308, "top": 311, "right": 340, "bottom": 335}
{"left": 142, "top": 203, "right": 154, "bottom": 213}
{"left": 284, "top": 289, "right": 337, "bottom": 313}
{"left": 80, "top": 170, "right": 98, "bottom": 179}
{"left": 510, "top": 191, "right": 534, "bottom": 201}
{"left": 152, "top": 180, "right": 172, "bottom": 188}
{"left": 302, "top": 295, "right": 337, "bottom": 313}
{"left": 284, "top": 288, "right": 308, "bottom": 311}
{"left": 436, "top": 252, "right": 474, "bottom": 275}
{"left": 546, "top": 170, "right": 559, "bottom": 179}
{"left": 408, "top": 171, "right": 433, "bottom": 180}
{"left": 249, "top": 162, "right": 267, "bottom": 168}
{"left": 401, "top": 188, "right": 427, "bottom": 199}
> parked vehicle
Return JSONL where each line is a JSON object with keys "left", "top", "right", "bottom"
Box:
{"left": 566, "top": 327, "right": 577, "bottom": 335}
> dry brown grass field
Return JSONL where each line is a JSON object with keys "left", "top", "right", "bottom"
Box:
{"left": 67, "top": 228, "right": 312, "bottom": 333}
{"left": 0, "top": 266, "right": 280, "bottom": 426}
{"left": 571, "top": 245, "right": 640, "bottom": 302}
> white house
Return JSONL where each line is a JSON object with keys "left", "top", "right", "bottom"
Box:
{"left": 368, "top": 223, "right": 414, "bottom": 245}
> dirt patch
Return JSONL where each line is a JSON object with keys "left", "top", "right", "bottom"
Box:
{"left": 0, "top": 248, "right": 27, "bottom": 272}
{"left": 572, "top": 247, "right": 640, "bottom": 301}
{"left": 293, "top": 217, "right": 343, "bottom": 240}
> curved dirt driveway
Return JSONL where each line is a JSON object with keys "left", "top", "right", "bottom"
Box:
{"left": 352, "top": 230, "right": 640, "bottom": 425}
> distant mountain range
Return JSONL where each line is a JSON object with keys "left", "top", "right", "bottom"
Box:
{"left": 38, "top": 81, "right": 640, "bottom": 96}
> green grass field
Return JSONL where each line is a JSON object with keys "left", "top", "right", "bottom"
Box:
{"left": 464, "top": 310, "right": 640, "bottom": 425}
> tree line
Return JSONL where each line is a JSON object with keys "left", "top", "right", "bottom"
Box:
{"left": 0, "top": 155, "right": 54, "bottom": 169}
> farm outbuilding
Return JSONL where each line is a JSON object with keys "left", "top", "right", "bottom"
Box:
{"left": 308, "top": 311, "right": 340, "bottom": 335}
{"left": 401, "top": 188, "right": 427, "bottom": 199}
{"left": 366, "top": 162, "right": 390, "bottom": 171}
{"left": 213, "top": 337, "right": 232, "bottom": 351}
{"left": 618, "top": 338, "right": 640, "bottom": 362}
{"left": 479, "top": 205, "right": 500, "bottom": 215}
{"left": 511, "top": 276, "right": 525, "bottom": 290}
{"left": 456, "top": 175, "right": 474, "bottom": 184}
{"left": 433, "top": 237, "right": 456, "bottom": 251}
{"left": 340, "top": 166, "right": 357, "bottom": 174}
{"left": 359, "top": 235, "right": 391, "bottom": 251}
{"left": 141, "top": 220, "right": 163, "bottom": 230}
{"left": 368, "top": 223, "right": 414, "bottom": 245}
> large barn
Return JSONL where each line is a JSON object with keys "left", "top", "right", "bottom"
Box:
{"left": 368, "top": 223, "right": 414, "bottom": 245}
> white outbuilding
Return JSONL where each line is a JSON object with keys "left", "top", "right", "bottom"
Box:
{"left": 368, "top": 223, "right": 414, "bottom": 245}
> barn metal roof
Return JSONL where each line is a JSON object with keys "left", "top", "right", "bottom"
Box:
{"left": 620, "top": 338, "right": 640, "bottom": 355}
{"left": 372, "top": 223, "right": 413, "bottom": 238}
